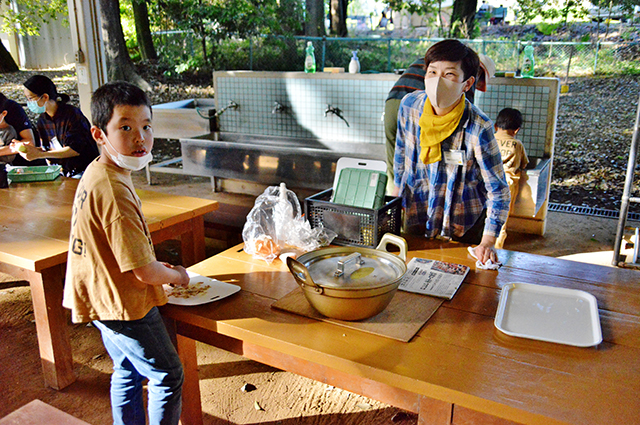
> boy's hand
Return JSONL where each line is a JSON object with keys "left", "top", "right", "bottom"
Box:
{"left": 163, "top": 263, "right": 190, "bottom": 288}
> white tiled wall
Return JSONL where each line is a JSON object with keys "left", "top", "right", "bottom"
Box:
{"left": 214, "top": 72, "right": 558, "bottom": 160}
{"left": 214, "top": 72, "right": 397, "bottom": 145}
{"left": 476, "top": 77, "right": 559, "bottom": 159}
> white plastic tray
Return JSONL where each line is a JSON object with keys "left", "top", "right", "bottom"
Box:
{"left": 331, "top": 157, "right": 387, "bottom": 194}
{"left": 495, "top": 282, "right": 602, "bottom": 347}
{"left": 163, "top": 271, "right": 240, "bottom": 306}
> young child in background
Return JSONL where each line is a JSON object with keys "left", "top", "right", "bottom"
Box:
{"left": 0, "top": 101, "right": 18, "bottom": 164}
{"left": 494, "top": 107, "right": 529, "bottom": 249}
{"left": 0, "top": 100, "right": 18, "bottom": 187}
{"left": 63, "top": 81, "right": 189, "bottom": 425}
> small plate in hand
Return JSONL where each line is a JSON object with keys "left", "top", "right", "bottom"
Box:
{"left": 163, "top": 271, "right": 240, "bottom": 306}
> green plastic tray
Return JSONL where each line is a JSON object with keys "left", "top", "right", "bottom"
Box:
{"left": 7, "top": 165, "right": 62, "bottom": 183}
{"left": 332, "top": 168, "right": 387, "bottom": 209}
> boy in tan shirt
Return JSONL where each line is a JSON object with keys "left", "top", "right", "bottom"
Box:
{"left": 63, "top": 81, "right": 189, "bottom": 425}
{"left": 494, "top": 107, "right": 529, "bottom": 249}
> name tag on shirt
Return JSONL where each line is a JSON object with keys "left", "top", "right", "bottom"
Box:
{"left": 444, "top": 150, "right": 465, "bottom": 165}
{"left": 50, "top": 136, "right": 64, "bottom": 151}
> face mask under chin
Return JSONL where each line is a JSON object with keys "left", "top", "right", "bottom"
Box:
{"left": 102, "top": 133, "right": 153, "bottom": 171}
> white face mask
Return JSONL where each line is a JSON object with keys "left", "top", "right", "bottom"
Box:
{"left": 425, "top": 76, "right": 467, "bottom": 110}
{"left": 102, "top": 132, "right": 153, "bottom": 171}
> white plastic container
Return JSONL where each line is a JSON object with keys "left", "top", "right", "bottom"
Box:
{"left": 349, "top": 51, "right": 360, "bottom": 74}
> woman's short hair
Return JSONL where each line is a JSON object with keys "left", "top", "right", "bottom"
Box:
{"left": 424, "top": 39, "right": 480, "bottom": 81}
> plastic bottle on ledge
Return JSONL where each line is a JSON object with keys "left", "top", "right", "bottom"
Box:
{"left": 304, "top": 41, "right": 316, "bottom": 73}
{"left": 349, "top": 51, "right": 360, "bottom": 74}
{"left": 522, "top": 44, "right": 535, "bottom": 78}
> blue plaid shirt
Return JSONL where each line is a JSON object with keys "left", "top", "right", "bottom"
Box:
{"left": 393, "top": 91, "right": 510, "bottom": 239}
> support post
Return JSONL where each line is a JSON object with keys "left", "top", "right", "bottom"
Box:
{"left": 66, "top": 0, "right": 108, "bottom": 119}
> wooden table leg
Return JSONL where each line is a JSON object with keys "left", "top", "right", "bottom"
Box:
{"left": 180, "top": 216, "right": 206, "bottom": 267}
{"left": 418, "top": 396, "right": 453, "bottom": 425}
{"left": 29, "top": 265, "right": 76, "bottom": 390}
{"left": 176, "top": 335, "right": 203, "bottom": 425}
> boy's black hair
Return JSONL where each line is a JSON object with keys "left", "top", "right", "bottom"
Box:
{"left": 91, "top": 81, "right": 152, "bottom": 133}
{"left": 495, "top": 107, "right": 523, "bottom": 131}
{"left": 424, "top": 39, "right": 480, "bottom": 81}
{"left": 0, "top": 92, "right": 6, "bottom": 111}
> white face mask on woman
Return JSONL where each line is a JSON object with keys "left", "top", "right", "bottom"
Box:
{"left": 425, "top": 77, "right": 468, "bottom": 110}
{"left": 102, "top": 132, "right": 153, "bottom": 171}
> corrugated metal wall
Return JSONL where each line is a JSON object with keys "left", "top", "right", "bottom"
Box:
{"left": 0, "top": 2, "right": 74, "bottom": 70}
{"left": 17, "top": 17, "right": 74, "bottom": 69}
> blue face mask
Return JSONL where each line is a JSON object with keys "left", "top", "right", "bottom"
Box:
{"left": 27, "top": 98, "right": 45, "bottom": 114}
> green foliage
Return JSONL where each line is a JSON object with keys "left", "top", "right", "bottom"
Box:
{"left": 151, "top": 0, "right": 303, "bottom": 68}
{"left": 536, "top": 22, "right": 561, "bottom": 35}
{"left": 386, "top": 0, "right": 439, "bottom": 17}
{"left": 0, "top": 0, "right": 67, "bottom": 36}
{"left": 515, "top": 0, "right": 587, "bottom": 24}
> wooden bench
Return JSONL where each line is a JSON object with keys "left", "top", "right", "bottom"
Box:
{"left": 0, "top": 400, "right": 91, "bottom": 425}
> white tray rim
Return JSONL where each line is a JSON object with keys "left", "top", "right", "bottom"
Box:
{"left": 494, "top": 282, "right": 603, "bottom": 347}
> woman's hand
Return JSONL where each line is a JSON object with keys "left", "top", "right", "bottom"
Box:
{"left": 474, "top": 235, "right": 498, "bottom": 264}
{"left": 12, "top": 142, "right": 44, "bottom": 160}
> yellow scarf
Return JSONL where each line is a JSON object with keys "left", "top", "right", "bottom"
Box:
{"left": 418, "top": 94, "right": 466, "bottom": 164}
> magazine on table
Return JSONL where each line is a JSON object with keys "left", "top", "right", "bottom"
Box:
{"left": 398, "top": 257, "right": 470, "bottom": 300}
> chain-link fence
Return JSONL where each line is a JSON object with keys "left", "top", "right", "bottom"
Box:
{"left": 151, "top": 31, "right": 640, "bottom": 77}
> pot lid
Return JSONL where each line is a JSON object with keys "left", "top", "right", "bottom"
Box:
{"left": 296, "top": 246, "right": 406, "bottom": 289}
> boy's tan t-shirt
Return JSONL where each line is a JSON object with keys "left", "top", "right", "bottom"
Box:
{"left": 63, "top": 160, "right": 167, "bottom": 323}
{"left": 495, "top": 132, "right": 529, "bottom": 184}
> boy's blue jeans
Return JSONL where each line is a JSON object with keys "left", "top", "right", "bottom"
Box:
{"left": 94, "top": 307, "right": 184, "bottom": 425}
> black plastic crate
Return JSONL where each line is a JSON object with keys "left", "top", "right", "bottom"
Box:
{"left": 305, "top": 188, "right": 402, "bottom": 248}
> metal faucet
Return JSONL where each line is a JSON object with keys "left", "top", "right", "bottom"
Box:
{"left": 272, "top": 101, "right": 287, "bottom": 114}
{"left": 215, "top": 100, "right": 239, "bottom": 117}
{"left": 324, "top": 104, "right": 350, "bottom": 127}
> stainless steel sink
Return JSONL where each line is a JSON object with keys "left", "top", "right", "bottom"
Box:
{"left": 179, "top": 132, "right": 385, "bottom": 190}
{"left": 152, "top": 99, "right": 216, "bottom": 140}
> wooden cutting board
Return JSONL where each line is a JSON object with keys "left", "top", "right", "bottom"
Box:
{"left": 271, "top": 288, "right": 443, "bottom": 342}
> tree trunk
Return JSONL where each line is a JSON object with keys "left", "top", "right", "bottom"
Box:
{"left": 131, "top": 0, "right": 157, "bottom": 61}
{"left": 0, "top": 42, "right": 19, "bottom": 72}
{"left": 305, "top": 0, "right": 325, "bottom": 36}
{"left": 450, "top": 0, "right": 478, "bottom": 38}
{"left": 329, "top": 0, "right": 348, "bottom": 37}
{"left": 98, "top": 0, "right": 151, "bottom": 90}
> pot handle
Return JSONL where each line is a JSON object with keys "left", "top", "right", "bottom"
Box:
{"left": 286, "top": 256, "right": 323, "bottom": 294}
{"left": 376, "top": 233, "right": 408, "bottom": 261}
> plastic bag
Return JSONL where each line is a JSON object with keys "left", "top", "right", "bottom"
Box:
{"left": 242, "top": 183, "right": 336, "bottom": 263}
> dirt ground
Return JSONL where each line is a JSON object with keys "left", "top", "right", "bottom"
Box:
{"left": 1, "top": 169, "right": 633, "bottom": 425}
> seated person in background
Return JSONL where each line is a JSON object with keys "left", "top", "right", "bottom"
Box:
{"left": 392, "top": 39, "right": 510, "bottom": 265}
{"left": 14, "top": 75, "right": 99, "bottom": 177}
{"left": 494, "top": 107, "right": 529, "bottom": 249}
{"left": 384, "top": 53, "right": 495, "bottom": 191}
{"left": 0, "top": 100, "right": 18, "bottom": 165}
{"left": 0, "top": 92, "right": 43, "bottom": 166}
{"left": 63, "top": 81, "right": 188, "bottom": 424}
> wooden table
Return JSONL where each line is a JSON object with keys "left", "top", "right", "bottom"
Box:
{"left": 0, "top": 177, "right": 217, "bottom": 390}
{"left": 160, "top": 236, "right": 640, "bottom": 425}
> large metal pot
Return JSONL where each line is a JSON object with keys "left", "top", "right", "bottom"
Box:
{"left": 286, "top": 234, "right": 408, "bottom": 321}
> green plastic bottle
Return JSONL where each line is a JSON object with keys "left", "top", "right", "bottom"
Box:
{"left": 304, "top": 41, "right": 316, "bottom": 73}
{"left": 522, "top": 44, "right": 535, "bottom": 78}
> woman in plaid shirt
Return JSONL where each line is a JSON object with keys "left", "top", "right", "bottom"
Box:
{"left": 391, "top": 40, "right": 510, "bottom": 265}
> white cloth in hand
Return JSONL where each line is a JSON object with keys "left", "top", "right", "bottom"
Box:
{"left": 467, "top": 246, "right": 502, "bottom": 270}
